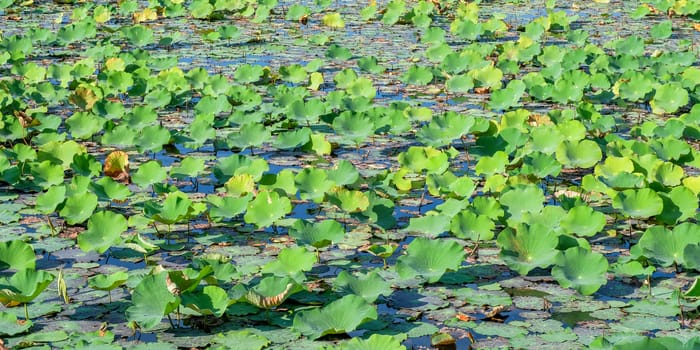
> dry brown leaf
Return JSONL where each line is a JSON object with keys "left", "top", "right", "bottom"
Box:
{"left": 104, "top": 151, "right": 130, "bottom": 184}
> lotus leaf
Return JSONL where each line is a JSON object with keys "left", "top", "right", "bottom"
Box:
{"left": 552, "top": 247, "right": 608, "bottom": 295}
{"left": 561, "top": 206, "right": 606, "bottom": 237}
{"left": 78, "top": 211, "right": 128, "bottom": 254}
{"left": 59, "top": 192, "right": 98, "bottom": 225}
{"left": 292, "top": 294, "right": 377, "bottom": 340}
{"left": 329, "top": 188, "right": 370, "bottom": 213}
{"left": 651, "top": 83, "right": 689, "bottom": 115}
{"left": 398, "top": 146, "right": 449, "bottom": 174}
{"left": 334, "top": 334, "right": 406, "bottom": 350}
{"left": 181, "top": 285, "right": 229, "bottom": 317}
{"left": 612, "top": 188, "right": 663, "bottom": 219}
{"left": 262, "top": 247, "right": 315, "bottom": 278}
{"left": 499, "top": 185, "right": 545, "bottom": 223}
{"left": 0, "top": 311, "right": 33, "bottom": 336}
{"left": 396, "top": 237, "right": 465, "bottom": 283}
{"left": 334, "top": 270, "right": 392, "bottom": 303}
{"left": 658, "top": 186, "right": 698, "bottom": 225}
{"left": 244, "top": 190, "right": 292, "bottom": 228}
{"left": 0, "top": 240, "right": 35, "bottom": 271}
{"left": 638, "top": 223, "right": 700, "bottom": 267}
{"left": 0, "top": 269, "right": 54, "bottom": 308}
{"left": 245, "top": 276, "right": 302, "bottom": 309}
{"left": 125, "top": 272, "right": 179, "bottom": 330}
{"left": 295, "top": 168, "right": 334, "bottom": 203}
{"left": 210, "top": 330, "right": 270, "bottom": 350}
{"left": 88, "top": 271, "right": 129, "bottom": 291}
{"left": 289, "top": 219, "right": 344, "bottom": 249}
{"left": 497, "top": 224, "right": 560, "bottom": 275}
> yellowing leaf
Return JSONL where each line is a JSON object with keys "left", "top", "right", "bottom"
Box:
{"left": 104, "top": 151, "right": 130, "bottom": 183}
{"left": 133, "top": 8, "right": 158, "bottom": 23}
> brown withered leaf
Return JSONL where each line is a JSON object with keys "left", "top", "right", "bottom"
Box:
{"left": 104, "top": 151, "right": 130, "bottom": 184}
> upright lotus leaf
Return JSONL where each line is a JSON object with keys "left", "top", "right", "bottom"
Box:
{"left": 0, "top": 240, "right": 35, "bottom": 271}
{"left": 244, "top": 190, "right": 292, "bottom": 229}
{"left": 328, "top": 160, "right": 359, "bottom": 186}
{"left": 556, "top": 140, "right": 602, "bottom": 169}
{"left": 497, "top": 224, "right": 560, "bottom": 275}
{"left": 228, "top": 123, "right": 271, "bottom": 150}
{"left": 499, "top": 185, "right": 545, "bottom": 223}
{"left": 0, "top": 269, "right": 54, "bottom": 308}
{"left": 552, "top": 247, "right": 608, "bottom": 295}
{"left": 135, "top": 125, "right": 171, "bottom": 154}
{"left": 78, "top": 211, "right": 128, "bottom": 254}
{"left": 29, "top": 161, "right": 64, "bottom": 190}
{"left": 168, "top": 266, "right": 214, "bottom": 294}
{"left": 131, "top": 160, "right": 167, "bottom": 188}
{"left": 224, "top": 174, "right": 256, "bottom": 196}
{"left": 59, "top": 192, "right": 98, "bottom": 225}
{"left": 650, "top": 83, "right": 688, "bottom": 115}
{"left": 638, "top": 223, "right": 700, "bottom": 267}
{"left": 475, "top": 151, "right": 508, "bottom": 175}
{"left": 322, "top": 12, "right": 345, "bottom": 28}
{"left": 91, "top": 177, "right": 132, "bottom": 202}
{"left": 332, "top": 112, "right": 374, "bottom": 145}
{"left": 396, "top": 237, "right": 465, "bottom": 283}
{"left": 125, "top": 272, "right": 179, "bottom": 331}
{"left": 594, "top": 156, "right": 645, "bottom": 189}
{"left": 328, "top": 188, "right": 370, "bottom": 213}
{"left": 612, "top": 188, "right": 663, "bottom": 219}
{"left": 295, "top": 168, "right": 334, "bottom": 203}
{"left": 262, "top": 247, "right": 316, "bottom": 278}
{"left": 288, "top": 219, "right": 344, "bottom": 249}
{"left": 652, "top": 162, "right": 684, "bottom": 187}
{"left": 88, "top": 271, "right": 129, "bottom": 292}
{"left": 561, "top": 206, "right": 606, "bottom": 237}
{"left": 245, "top": 276, "right": 303, "bottom": 309}
{"left": 169, "top": 156, "right": 205, "bottom": 180}
{"left": 658, "top": 186, "right": 698, "bottom": 225}
{"left": 213, "top": 155, "right": 269, "bottom": 183}
{"left": 144, "top": 191, "right": 193, "bottom": 225}
{"left": 334, "top": 270, "right": 392, "bottom": 303}
{"left": 358, "top": 56, "right": 386, "bottom": 74}
{"left": 401, "top": 65, "right": 433, "bottom": 85}
{"left": 488, "top": 79, "right": 526, "bottom": 111}
{"left": 180, "top": 285, "right": 230, "bottom": 317}
{"left": 450, "top": 210, "right": 495, "bottom": 241}
{"left": 398, "top": 146, "right": 449, "bottom": 174}
{"left": 292, "top": 294, "right": 377, "bottom": 340}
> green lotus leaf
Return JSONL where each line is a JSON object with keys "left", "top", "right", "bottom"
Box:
{"left": 332, "top": 112, "right": 374, "bottom": 145}
{"left": 445, "top": 74, "right": 474, "bottom": 93}
{"left": 167, "top": 266, "right": 214, "bottom": 294}
{"left": 521, "top": 152, "right": 562, "bottom": 178}
{"left": 245, "top": 276, "right": 303, "bottom": 309}
{"left": 0, "top": 240, "right": 35, "bottom": 271}
{"left": 322, "top": 12, "right": 345, "bottom": 28}
{"left": 328, "top": 188, "right": 370, "bottom": 213}
{"left": 135, "top": 125, "right": 171, "bottom": 154}
{"left": 396, "top": 237, "right": 465, "bottom": 283}
{"left": 0, "top": 311, "right": 33, "bottom": 336}
{"left": 224, "top": 174, "right": 256, "bottom": 196}
{"left": 401, "top": 65, "right": 433, "bottom": 86}
{"left": 488, "top": 79, "right": 526, "bottom": 111}
{"left": 405, "top": 214, "right": 450, "bottom": 238}
{"left": 211, "top": 330, "right": 270, "bottom": 350}
{"left": 561, "top": 206, "right": 606, "bottom": 237}
{"left": 78, "top": 211, "right": 128, "bottom": 254}
{"left": 181, "top": 285, "right": 229, "bottom": 317}
{"left": 657, "top": 186, "right": 698, "bottom": 225}
{"left": 122, "top": 24, "right": 154, "bottom": 47}
{"left": 475, "top": 151, "right": 508, "bottom": 175}
{"left": 279, "top": 64, "right": 308, "bottom": 84}
{"left": 144, "top": 191, "right": 196, "bottom": 225}
{"left": 638, "top": 223, "right": 700, "bottom": 267}
{"left": 497, "top": 224, "right": 560, "bottom": 275}
{"left": 556, "top": 140, "right": 602, "bottom": 169}
{"left": 90, "top": 176, "right": 132, "bottom": 202}
{"left": 469, "top": 65, "right": 503, "bottom": 90}
{"left": 59, "top": 192, "right": 98, "bottom": 225}
{"left": 66, "top": 111, "right": 105, "bottom": 140}
{"left": 651, "top": 83, "right": 688, "bottom": 115}
{"left": 29, "top": 160, "right": 64, "bottom": 190}
{"left": 244, "top": 190, "right": 292, "bottom": 229}
{"left": 499, "top": 185, "right": 545, "bottom": 223}
{"left": 36, "top": 186, "right": 67, "bottom": 215}
{"left": 450, "top": 210, "right": 495, "bottom": 241}
{"left": 652, "top": 162, "right": 684, "bottom": 187}
{"left": 358, "top": 56, "right": 386, "bottom": 74}
{"left": 125, "top": 272, "right": 179, "bottom": 331}
{"left": 286, "top": 4, "right": 310, "bottom": 21}
{"left": 0, "top": 269, "right": 54, "bottom": 307}
{"left": 227, "top": 123, "right": 271, "bottom": 150}
{"left": 292, "top": 294, "right": 377, "bottom": 340}
{"left": 612, "top": 188, "right": 663, "bottom": 219}
{"left": 262, "top": 246, "right": 315, "bottom": 277}
{"left": 650, "top": 20, "right": 673, "bottom": 40}
{"left": 334, "top": 334, "right": 406, "bottom": 350}
{"left": 295, "top": 168, "right": 334, "bottom": 203}
{"left": 38, "top": 140, "right": 85, "bottom": 170}
{"left": 398, "top": 146, "right": 449, "bottom": 174}
{"left": 273, "top": 128, "right": 312, "bottom": 150}
{"left": 289, "top": 219, "right": 344, "bottom": 249}
{"left": 72, "top": 153, "right": 102, "bottom": 178}
{"left": 169, "top": 156, "right": 205, "bottom": 180}
{"left": 213, "top": 155, "right": 269, "bottom": 183}
{"left": 552, "top": 247, "right": 608, "bottom": 295}
{"left": 234, "top": 64, "right": 264, "bottom": 84}
{"left": 334, "top": 270, "right": 392, "bottom": 303}
{"left": 326, "top": 44, "right": 352, "bottom": 60}
{"left": 88, "top": 271, "right": 129, "bottom": 291}
{"left": 131, "top": 160, "right": 167, "bottom": 188}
